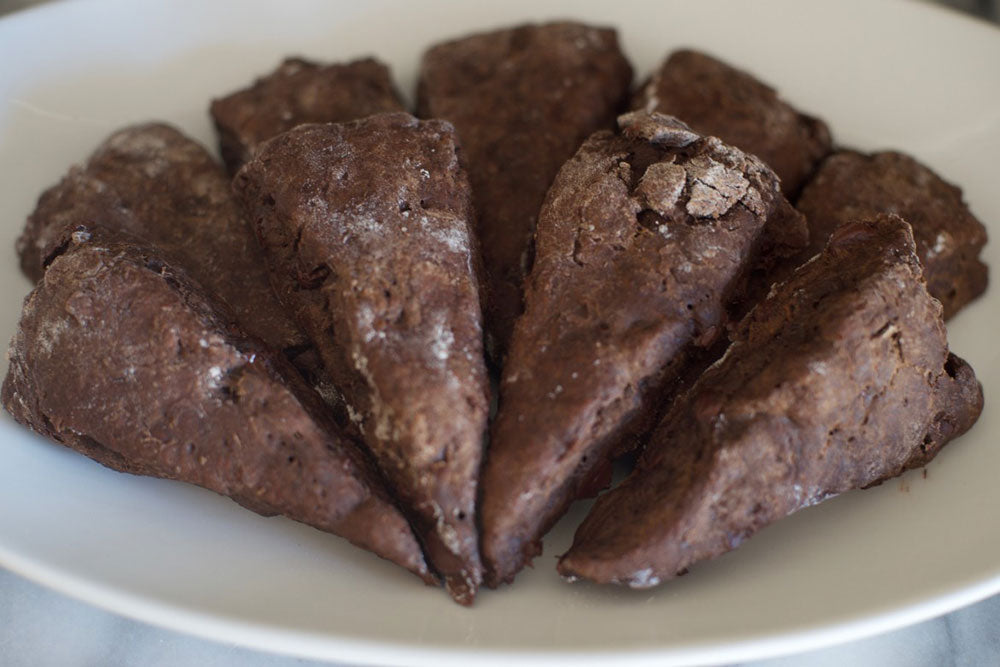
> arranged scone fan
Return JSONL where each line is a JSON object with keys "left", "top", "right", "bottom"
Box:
{"left": 0, "top": 21, "right": 989, "bottom": 608}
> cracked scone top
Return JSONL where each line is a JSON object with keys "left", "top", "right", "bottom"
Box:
{"left": 480, "top": 110, "right": 808, "bottom": 586}
{"left": 1, "top": 232, "right": 431, "bottom": 583}
{"left": 558, "top": 214, "right": 983, "bottom": 588}
{"left": 634, "top": 49, "right": 832, "bottom": 197}
{"left": 233, "top": 112, "right": 489, "bottom": 605}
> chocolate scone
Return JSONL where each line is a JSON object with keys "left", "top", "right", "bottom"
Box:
{"left": 1, "top": 231, "right": 432, "bottom": 583}
{"left": 480, "top": 111, "right": 808, "bottom": 586}
{"left": 796, "top": 150, "right": 988, "bottom": 318}
{"left": 417, "top": 22, "right": 633, "bottom": 357}
{"left": 234, "top": 113, "right": 490, "bottom": 605}
{"left": 559, "top": 214, "right": 983, "bottom": 588}
{"left": 15, "top": 123, "right": 306, "bottom": 356}
{"left": 211, "top": 57, "right": 405, "bottom": 174}
{"left": 634, "top": 49, "right": 832, "bottom": 197}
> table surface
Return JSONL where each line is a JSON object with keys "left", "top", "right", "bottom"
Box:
{"left": 1, "top": 0, "right": 998, "bottom": 665}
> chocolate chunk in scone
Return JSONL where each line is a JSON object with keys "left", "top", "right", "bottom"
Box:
{"left": 479, "top": 111, "right": 808, "bottom": 587}
{"left": 417, "top": 22, "right": 633, "bottom": 358}
{"left": 15, "top": 123, "right": 307, "bottom": 357}
{"left": 796, "top": 150, "right": 988, "bottom": 319}
{"left": 211, "top": 57, "right": 405, "bottom": 174}
{"left": 1, "top": 232, "right": 432, "bottom": 583}
{"left": 234, "top": 113, "right": 490, "bottom": 605}
{"left": 558, "top": 214, "right": 983, "bottom": 588}
{"left": 634, "top": 49, "right": 832, "bottom": 197}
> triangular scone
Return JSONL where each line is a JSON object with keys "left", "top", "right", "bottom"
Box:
{"left": 796, "top": 150, "right": 988, "bottom": 319}
{"left": 417, "top": 22, "right": 633, "bottom": 358}
{"left": 211, "top": 57, "right": 404, "bottom": 175}
{"left": 559, "top": 214, "right": 983, "bottom": 587}
{"left": 2, "top": 233, "right": 431, "bottom": 582}
{"left": 480, "top": 111, "right": 807, "bottom": 586}
{"left": 234, "top": 113, "right": 490, "bottom": 604}
{"left": 634, "top": 49, "right": 832, "bottom": 197}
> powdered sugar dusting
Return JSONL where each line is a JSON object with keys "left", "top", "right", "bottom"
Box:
{"left": 35, "top": 315, "right": 70, "bottom": 357}
{"left": 352, "top": 344, "right": 397, "bottom": 444}
{"left": 429, "top": 313, "right": 455, "bottom": 366}
{"left": 419, "top": 214, "right": 469, "bottom": 255}
{"left": 927, "top": 232, "right": 949, "bottom": 258}
{"left": 105, "top": 128, "right": 171, "bottom": 178}
{"left": 626, "top": 568, "right": 661, "bottom": 589}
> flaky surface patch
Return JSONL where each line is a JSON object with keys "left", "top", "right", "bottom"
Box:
{"left": 634, "top": 49, "right": 832, "bottom": 197}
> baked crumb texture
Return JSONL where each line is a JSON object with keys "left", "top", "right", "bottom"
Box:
{"left": 1, "top": 234, "right": 433, "bottom": 583}
{"left": 15, "top": 123, "right": 307, "bottom": 357}
{"left": 234, "top": 112, "right": 490, "bottom": 605}
{"left": 558, "top": 214, "right": 983, "bottom": 588}
{"left": 211, "top": 57, "right": 404, "bottom": 175}
{"left": 634, "top": 49, "right": 832, "bottom": 197}
{"left": 479, "top": 110, "right": 807, "bottom": 587}
{"left": 796, "top": 150, "right": 988, "bottom": 319}
{"left": 417, "top": 22, "right": 634, "bottom": 359}
{"left": 11, "top": 123, "right": 357, "bottom": 422}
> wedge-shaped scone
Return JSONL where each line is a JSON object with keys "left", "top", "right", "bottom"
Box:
{"left": 559, "top": 214, "right": 983, "bottom": 587}
{"left": 1, "top": 233, "right": 431, "bottom": 582}
{"left": 796, "top": 150, "right": 988, "bottom": 319}
{"left": 15, "top": 123, "right": 306, "bottom": 356}
{"left": 480, "top": 111, "right": 808, "bottom": 586}
{"left": 234, "top": 112, "right": 490, "bottom": 604}
{"left": 634, "top": 49, "right": 832, "bottom": 197}
{"left": 211, "top": 57, "right": 405, "bottom": 174}
{"left": 417, "top": 22, "right": 633, "bottom": 357}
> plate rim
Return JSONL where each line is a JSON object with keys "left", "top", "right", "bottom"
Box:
{"left": 1, "top": 0, "right": 999, "bottom": 664}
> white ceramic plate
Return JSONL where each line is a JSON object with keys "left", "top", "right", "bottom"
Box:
{"left": 1, "top": 0, "right": 998, "bottom": 664}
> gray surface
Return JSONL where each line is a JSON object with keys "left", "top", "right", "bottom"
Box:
{"left": 2, "top": 565, "right": 1000, "bottom": 667}
{"left": 1, "top": 0, "right": 998, "bottom": 666}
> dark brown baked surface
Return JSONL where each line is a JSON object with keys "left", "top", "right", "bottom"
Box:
{"left": 210, "top": 57, "right": 405, "bottom": 174}
{"left": 558, "top": 214, "right": 983, "bottom": 587}
{"left": 796, "top": 150, "right": 988, "bottom": 319}
{"left": 1, "top": 232, "right": 432, "bottom": 583}
{"left": 14, "top": 123, "right": 306, "bottom": 357}
{"left": 480, "top": 111, "right": 808, "bottom": 587}
{"left": 233, "top": 112, "right": 490, "bottom": 605}
{"left": 417, "top": 22, "right": 633, "bottom": 358}
{"left": 633, "top": 49, "right": 832, "bottom": 197}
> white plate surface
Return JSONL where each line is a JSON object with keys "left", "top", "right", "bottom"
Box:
{"left": 1, "top": 1, "right": 998, "bottom": 665}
